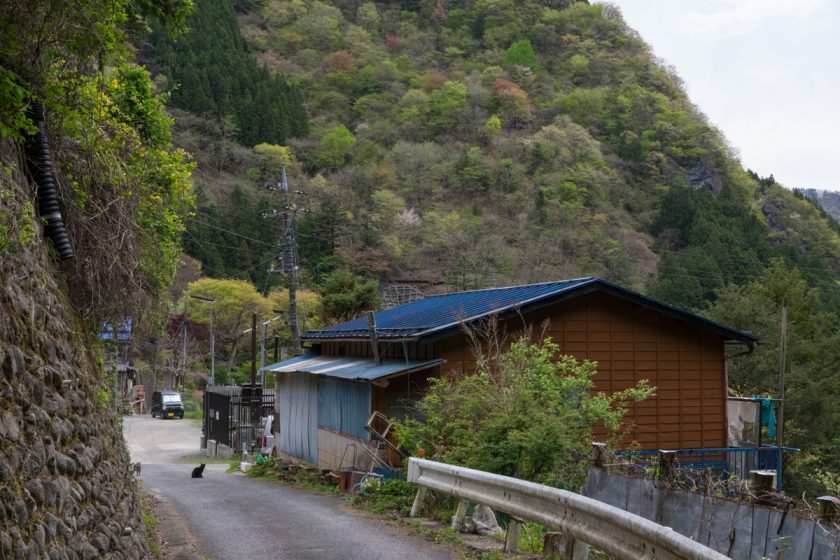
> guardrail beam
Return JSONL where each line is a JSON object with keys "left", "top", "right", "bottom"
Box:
{"left": 407, "top": 457, "right": 728, "bottom": 560}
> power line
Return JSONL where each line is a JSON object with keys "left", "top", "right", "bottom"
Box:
{"left": 185, "top": 216, "right": 276, "bottom": 247}
{"left": 183, "top": 231, "right": 262, "bottom": 253}
{"left": 188, "top": 255, "right": 279, "bottom": 289}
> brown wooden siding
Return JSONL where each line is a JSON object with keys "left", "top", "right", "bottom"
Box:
{"left": 536, "top": 293, "right": 726, "bottom": 450}
{"left": 312, "top": 290, "right": 727, "bottom": 451}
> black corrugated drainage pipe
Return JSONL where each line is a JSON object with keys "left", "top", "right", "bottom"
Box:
{"left": 24, "top": 100, "right": 74, "bottom": 260}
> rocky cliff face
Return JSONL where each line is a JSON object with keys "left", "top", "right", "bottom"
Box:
{"left": 797, "top": 188, "right": 840, "bottom": 223}
{"left": 0, "top": 142, "right": 148, "bottom": 559}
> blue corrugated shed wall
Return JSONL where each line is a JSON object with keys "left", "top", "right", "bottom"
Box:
{"left": 317, "top": 378, "right": 371, "bottom": 440}
{"left": 278, "top": 372, "right": 318, "bottom": 464}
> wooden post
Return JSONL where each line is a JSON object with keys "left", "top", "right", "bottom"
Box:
{"left": 592, "top": 442, "right": 609, "bottom": 467}
{"left": 658, "top": 450, "right": 676, "bottom": 485}
{"left": 816, "top": 496, "right": 840, "bottom": 521}
{"left": 751, "top": 470, "right": 775, "bottom": 494}
{"left": 777, "top": 300, "right": 787, "bottom": 490}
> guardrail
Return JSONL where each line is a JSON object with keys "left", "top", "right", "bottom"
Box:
{"left": 407, "top": 457, "right": 729, "bottom": 560}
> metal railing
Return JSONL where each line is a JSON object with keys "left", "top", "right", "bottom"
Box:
{"left": 407, "top": 457, "right": 728, "bottom": 560}
{"left": 204, "top": 386, "right": 275, "bottom": 452}
{"left": 615, "top": 446, "right": 789, "bottom": 489}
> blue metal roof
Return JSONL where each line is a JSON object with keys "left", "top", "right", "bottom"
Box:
{"left": 260, "top": 355, "right": 443, "bottom": 382}
{"left": 302, "top": 277, "right": 758, "bottom": 344}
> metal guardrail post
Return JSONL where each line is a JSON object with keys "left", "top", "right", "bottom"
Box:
{"left": 571, "top": 540, "right": 590, "bottom": 560}
{"left": 410, "top": 486, "right": 427, "bottom": 518}
{"left": 504, "top": 517, "right": 521, "bottom": 552}
{"left": 451, "top": 500, "right": 468, "bottom": 530}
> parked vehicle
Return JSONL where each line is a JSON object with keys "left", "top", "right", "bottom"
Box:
{"left": 261, "top": 415, "right": 275, "bottom": 456}
{"left": 150, "top": 390, "right": 184, "bottom": 419}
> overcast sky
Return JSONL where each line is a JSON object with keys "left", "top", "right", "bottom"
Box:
{"left": 603, "top": 0, "right": 840, "bottom": 190}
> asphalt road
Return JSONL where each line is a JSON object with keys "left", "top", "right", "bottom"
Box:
{"left": 123, "top": 414, "right": 459, "bottom": 560}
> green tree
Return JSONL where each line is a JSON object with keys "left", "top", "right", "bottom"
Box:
{"left": 318, "top": 268, "right": 380, "bottom": 323}
{"left": 149, "top": 0, "right": 307, "bottom": 146}
{"left": 396, "top": 337, "right": 653, "bottom": 488}
{"left": 314, "top": 124, "right": 356, "bottom": 170}
{"left": 705, "top": 260, "right": 840, "bottom": 495}
{"left": 428, "top": 80, "right": 469, "bottom": 133}
{"left": 186, "top": 278, "right": 273, "bottom": 374}
{"left": 504, "top": 39, "right": 538, "bottom": 68}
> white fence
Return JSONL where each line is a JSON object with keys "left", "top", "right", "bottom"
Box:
{"left": 407, "top": 457, "right": 729, "bottom": 560}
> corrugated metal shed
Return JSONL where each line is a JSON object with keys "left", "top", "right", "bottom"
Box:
{"left": 302, "top": 277, "right": 758, "bottom": 343}
{"left": 261, "top": 355, "right": 442, "bottom": 382}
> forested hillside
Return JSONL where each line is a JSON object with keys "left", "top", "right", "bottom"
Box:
{"left": 139, "top": 0, "right": 840, "bottom": 494}
{"left": 147, "top": 0, "right": 840, "bottom": 304}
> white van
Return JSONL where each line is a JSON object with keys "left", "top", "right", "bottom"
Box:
{"left": 260, "top": 415, "right": 275, "bottom": 456}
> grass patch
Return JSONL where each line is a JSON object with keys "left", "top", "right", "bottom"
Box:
{"left": 226, "top": 455, "right": 242, "bottom": 473}
{"left": 141, "top": 510, "right": 157, "bottom": 532}
{"left": 349, "top": 478, "right": 416, "bottom": 516}
{"left": 176, "top": 454, "right": 233, "bottom": 465}
{"left": 139, "top": 491, "right": 163, "bottom": 557}
{"left": 245, "top": 456, "right": 342, "bottom": 495}
{"left": 182, "top": 395, "right": 203, "bottom": 420}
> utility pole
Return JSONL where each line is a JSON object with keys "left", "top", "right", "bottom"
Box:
{"left": 280, "top": 164, "right": 303, "bottom": 356}
{"left": 190, "top": 295, "right": 216, "bottom": 386}
{"left": 209, "top": 302, "right": 215, "bottom": 385}
{"left": 264, "top": 164, "right": 305, "bottom": 355}
{"left": 776, "top": 299, "right": 787, "bottom": 490}
{"left": 151, "top": 342, "right": 158, "bottom": 396}
{"left": 180, "top": 298, "right": 188, "bottom": 392}
{"left": 251, "top": 312, "right": 257, "bottom": 388}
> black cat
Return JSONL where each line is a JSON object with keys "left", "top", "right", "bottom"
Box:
{"left": 191, "top": 464, "right": 205, "bottom": 478}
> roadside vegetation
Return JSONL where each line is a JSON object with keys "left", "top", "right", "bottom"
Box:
{"left": 139, "top": 492, "right": 163, "bottom": 558}
{"left": 396, "top": 335, "right": 653, "bottom": 490}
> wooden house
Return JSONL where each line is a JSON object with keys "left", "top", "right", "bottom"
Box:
{"left": 261, "top": 277, "right": 757, "bottom": 471}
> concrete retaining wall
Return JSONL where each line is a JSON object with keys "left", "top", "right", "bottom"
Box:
{"left": 584, "top": 468, "right": 840, "bottom": 558}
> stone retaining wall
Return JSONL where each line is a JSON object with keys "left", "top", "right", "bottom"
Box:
{"left": 1, "top": 144, "right": 148, "bottom": 559}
